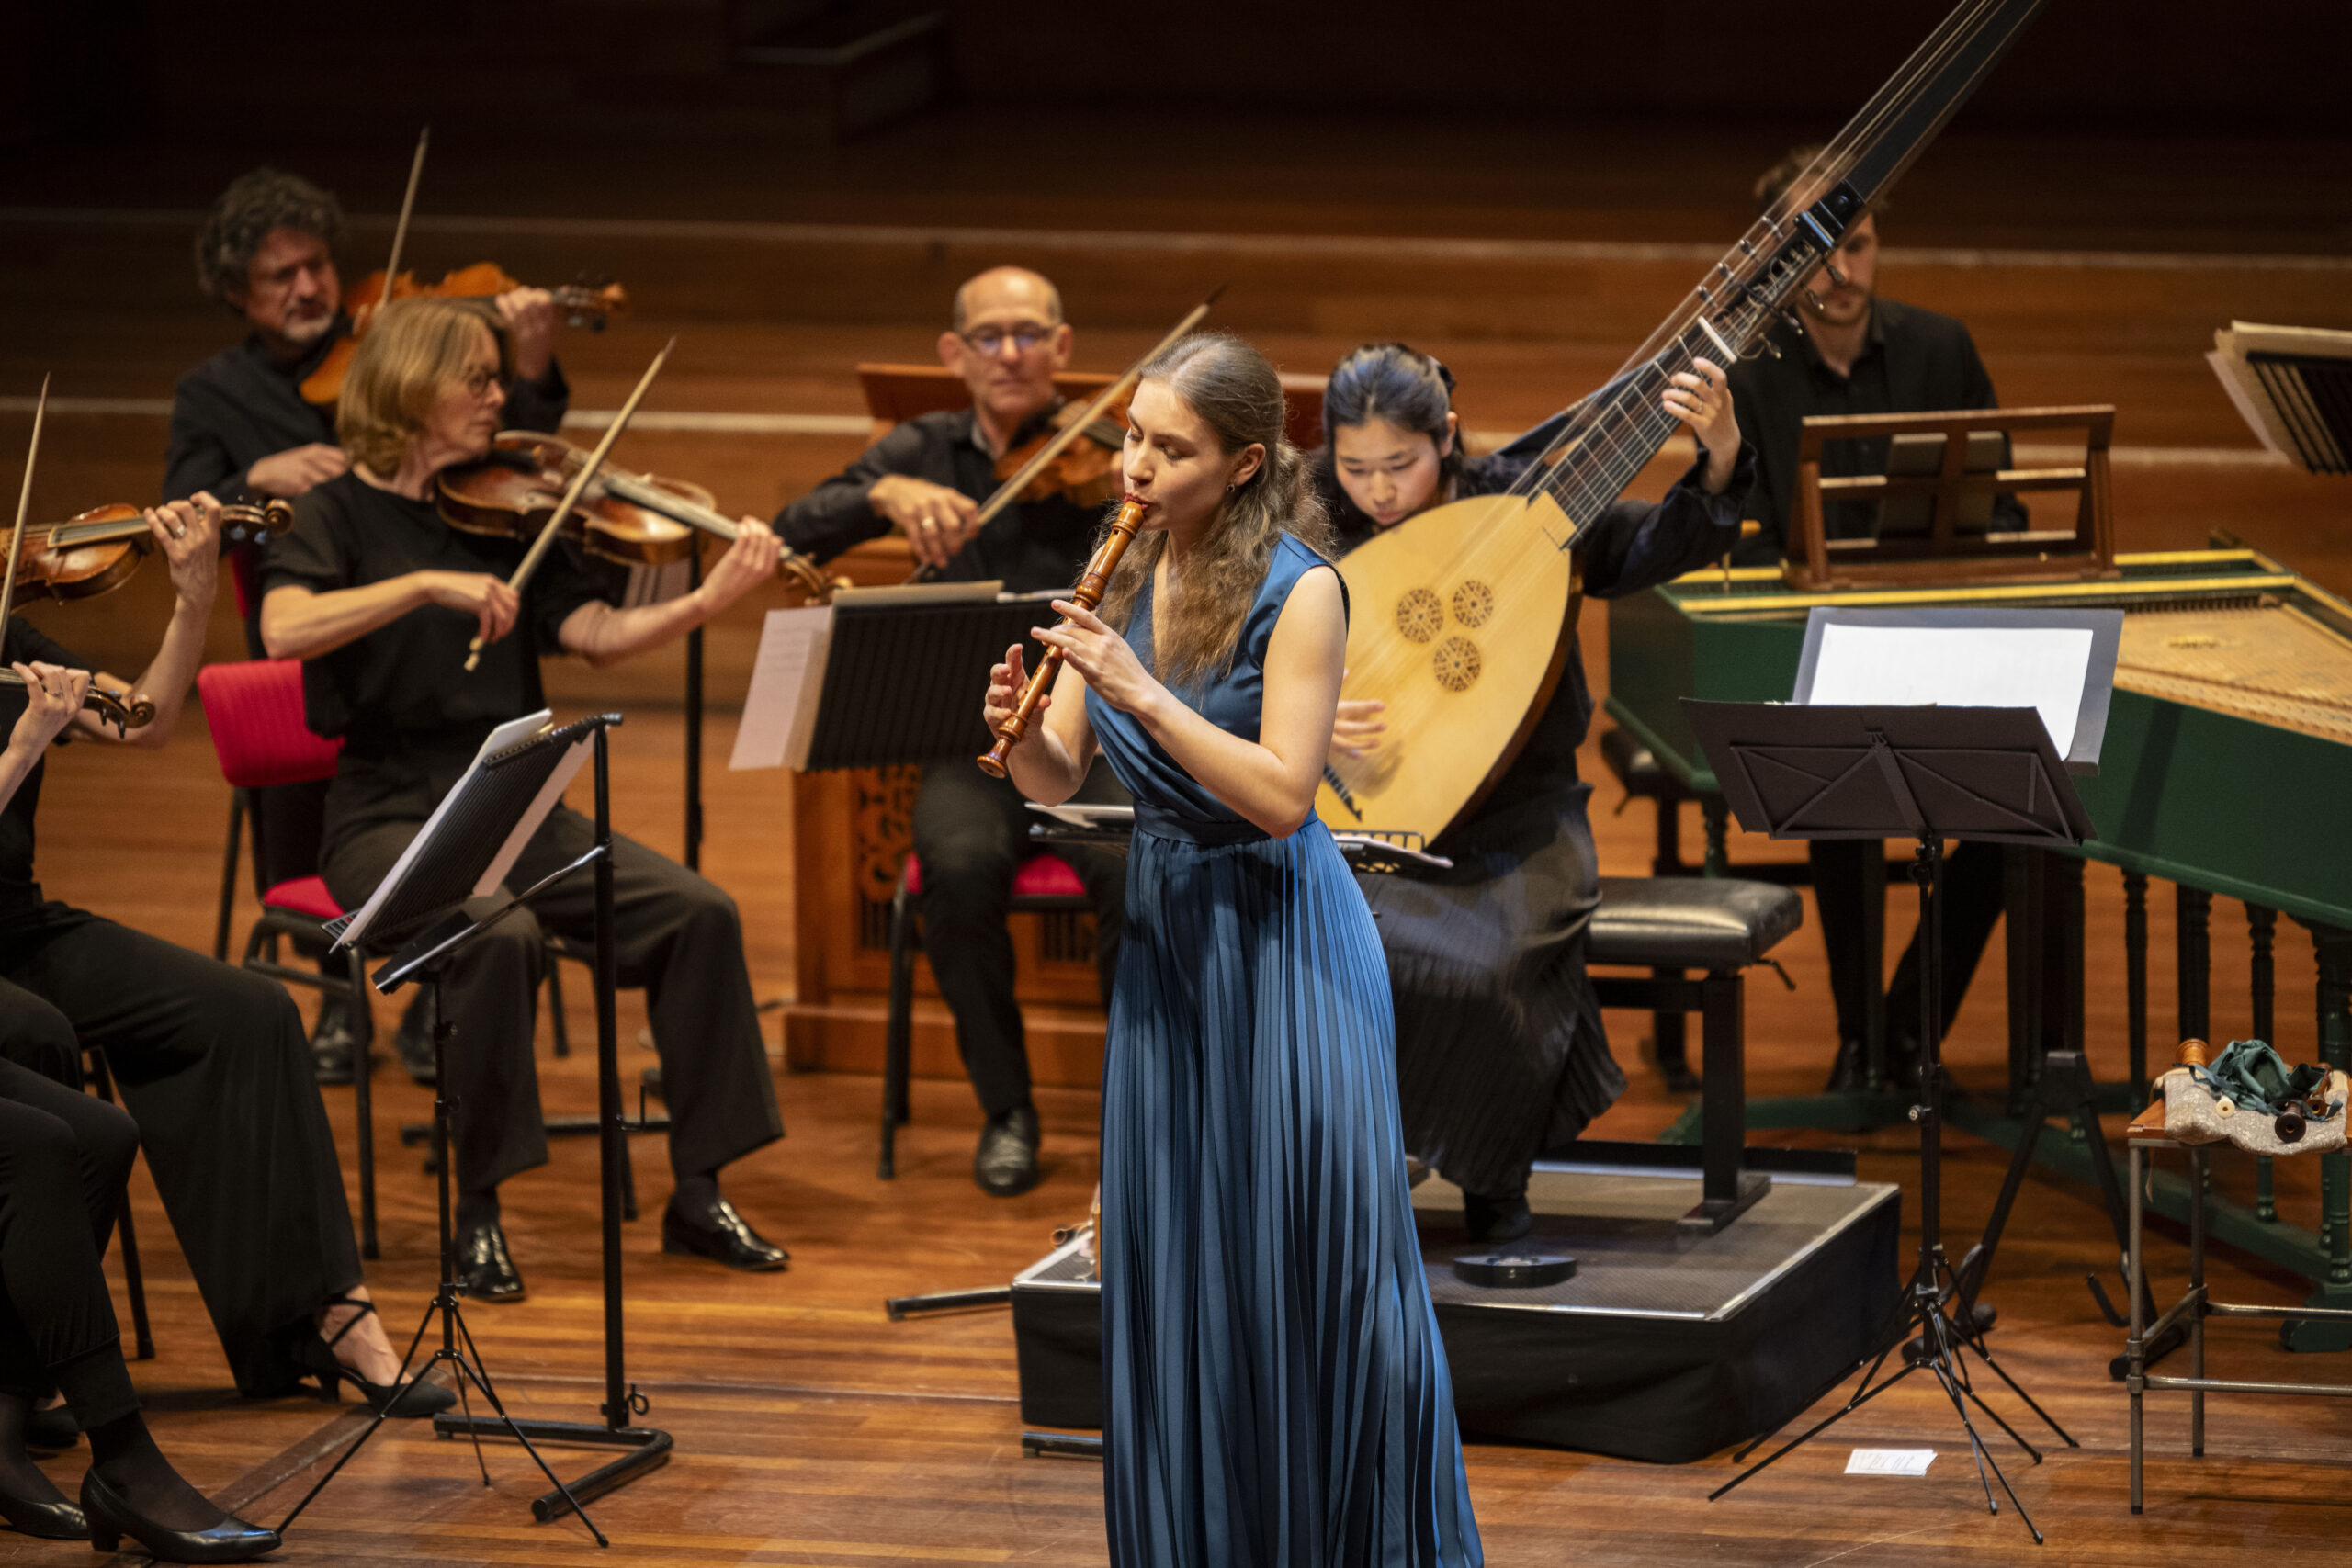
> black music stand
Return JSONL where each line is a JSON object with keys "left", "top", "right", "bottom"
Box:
{"left": 1687, "top": 698, "right": 2089, "bottom": 1543}
{"left": 277, "top": 714, "right": 669, "bottom": 1544}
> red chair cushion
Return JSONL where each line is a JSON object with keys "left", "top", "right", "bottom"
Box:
{"left": 198, "top": 660, "right": 341, "bottom": 790}
{"left": 902, "top": 852, "right": 1086, "bottom": 900}
{"left": 262, "top": 875, "right": 345, "bottom": 921}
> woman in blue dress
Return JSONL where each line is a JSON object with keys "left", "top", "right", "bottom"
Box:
{"left": 983, "top": 333, "right": 1480, "bottom": 1566}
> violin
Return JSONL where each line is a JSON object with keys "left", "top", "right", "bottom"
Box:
{"left": 990, "top": 395, "right": 1130, "bottom": 511}
{"left": 436, "top": 433, "right": 840, "bottom": 601}
{"left": 0, "top": 669, "right": 153, "bottom": 736}
{"left": 299, "top": 264, "right": 630, "bottom": 409}
{"left": 6, "top": 496, "right": 293, "bottom": 605}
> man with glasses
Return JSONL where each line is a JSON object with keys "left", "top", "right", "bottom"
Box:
{"left": 775, "top": 266, "right": 1125, "bottom": 1199}
{"left": 165, "top": 167, "right": 571, "bottom": 1088}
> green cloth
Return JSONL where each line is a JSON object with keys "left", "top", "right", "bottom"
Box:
{"left": 2188, "top": 1039, "right": 2335, "bottom": 1119}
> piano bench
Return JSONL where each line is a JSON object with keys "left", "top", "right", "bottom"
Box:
{"left": 1600, "top": 725, "right": 1699, "bottom": 806}
{"left": 1589, "top": 874, "right": 1803, "bottom": 1234}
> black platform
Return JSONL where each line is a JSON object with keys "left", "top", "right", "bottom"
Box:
{"left": 1011, "top": 1145, "right": 1902, "bottom": 1462}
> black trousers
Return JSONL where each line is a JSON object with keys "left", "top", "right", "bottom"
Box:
{"left": 1810, "top": 839, "right": 2008, "bottom": 1051}
{"left": 322, "top": 802, "right": 783, "bottom": 1196}
{"left": 0, "top": 908, "right": 359, "bottom": 1399}
{"left": 910, "top": 761, "right": 1127, "bottom": 1120}
{"left": 0, "top": 1045, "right": 141, "bottom": 1426}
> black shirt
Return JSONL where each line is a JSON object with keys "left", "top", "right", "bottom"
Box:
{"left": 0, "top": 616, "right": 91, "bottom": 919}
{"left": 164, "top": 316, "right": 571, "bottom": 504}
{"left": 1724, "top": 296, "right": 2023, "bottom": 565}
{"left": 1312, "top": 437, "right": 1753, "bottom": 826}
{"left": 774, "top": 404, "right": 1107, "bottom": 593}
{"left": 261, "top": 472, "right": 612, "bottom": 762}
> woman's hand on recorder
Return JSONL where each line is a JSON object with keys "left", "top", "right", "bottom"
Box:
{"left": 1035, "top": 600, "right": 1165, "bottom": 720}
{"left": 983, "top": 641, "right": 1043, "bottom": 734}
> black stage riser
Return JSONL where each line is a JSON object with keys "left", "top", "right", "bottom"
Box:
{"left": 1012, "top": 1164, "right": 1902, "bottom": 1464}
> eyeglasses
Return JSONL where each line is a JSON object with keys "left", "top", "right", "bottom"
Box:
{"left": 458, "top": 367, "right": 502, "bottom": 399}
{"left": 958, "top": 321, "right": 1056, "bottom": 355}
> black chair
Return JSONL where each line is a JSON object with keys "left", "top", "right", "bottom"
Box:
{"left": 877, "top": 851, "right": 1093, "bottom": 1179}
{"left": 1587, "top": 874, "right": 1804, "bottom": 1233}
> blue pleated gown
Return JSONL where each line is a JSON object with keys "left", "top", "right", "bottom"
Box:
{"left": 1088, "top": 534, "right": 1482, "bottom": 1568}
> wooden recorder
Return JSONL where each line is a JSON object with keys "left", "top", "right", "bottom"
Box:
{"left": 977, "top": 495, "right": 1147, "bottom": 777}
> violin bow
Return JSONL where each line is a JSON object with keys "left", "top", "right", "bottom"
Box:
{"left": 368, "top": 126, "right": 431, "bottom": 333}
{"left": 902, "top": 286, "right": 1227, "bottom": 585}
{"left": 464, "top": 338, "right": 675, "bottom": 672}
{"left": 0, "top": 374, "right": 46, "bottom": 633}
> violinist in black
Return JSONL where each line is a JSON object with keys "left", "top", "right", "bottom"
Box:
{"left": 261, "top": 295, "right": 790, "bottom": 1303}
{"left": 774, "top": 265, "right": 1126, "bottom": 1199}
{"left": 0, "top": 492, "right": 450, "bottom": 1425}
{"left": 166, "top": 167, "right": 571, "bottom": 1083}
{"left": 1310, "top": 344, "right": 1752, "bottom": 1242}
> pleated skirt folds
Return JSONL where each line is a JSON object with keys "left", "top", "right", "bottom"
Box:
{"left": 1099, "top": 819, "right": 1481, "bottom": 1568}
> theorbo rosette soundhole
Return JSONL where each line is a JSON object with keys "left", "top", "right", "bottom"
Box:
{"left": 1393, "top": 576, "right": 1498, "bottom": 693}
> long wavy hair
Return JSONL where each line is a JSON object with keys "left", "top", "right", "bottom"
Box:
{"left": 1095, "top": 333, "right": 1334, "bottom": 685}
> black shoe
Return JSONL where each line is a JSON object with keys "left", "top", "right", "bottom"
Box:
{"left": 80, "top": 1470, "right": 278, "bottom": 1564}
{"left": 394, "top": 994, "right": 435, "bottom": 1084}
{"left": 1463, "top": 1190, "right": 1532, "bottom": 1245}
{"left": 0, "top": 1482, "right": 85, "bottom": 1540}
{"left": 298, "top": 1296, "right": 458, "bottom": 1417}
{"left": 975, "top": 1105, "right": 1042, "bottom": 1197}
{"left": 662, "top": 1196, "right": 788, "bottom": 1271}
{"left": 24, "top": 1399, "right": 79, "bottom": 1450}
{"left": 1825, "top": 1037, "right": 1866, "bottom": 1094}
{"left": 455, "top": 1223, "right": 526, "bottom": 1303}
{"left": 311, "top": 993, "right": 360, "bottom": 1086}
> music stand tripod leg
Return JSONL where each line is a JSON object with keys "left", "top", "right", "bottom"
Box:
{"left": 427, "top": 722, "right": 674, "bottom": 1521}
{"left": 1715, "top": 836, "right": 2058, "bottom": 1526}
{"left": 277, "top": 974, "right": 607, "bottom": 1546}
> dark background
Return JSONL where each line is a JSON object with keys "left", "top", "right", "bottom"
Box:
{"left": 6, "top": 0, "right": 2348, "bottom": 150}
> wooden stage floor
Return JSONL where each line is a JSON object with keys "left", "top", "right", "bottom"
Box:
{"left": 4, "top": 107, "right": 2352, "bottom": 1563}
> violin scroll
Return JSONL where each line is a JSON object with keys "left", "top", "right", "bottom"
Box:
{"left": 0, "top": 670, "right": 153, "bottom": 737}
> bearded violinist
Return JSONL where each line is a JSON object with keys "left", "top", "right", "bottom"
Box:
{"left": 773, "top": 265, "right": 1126, "bottom": 1199}
{"left": 260, "top": 295, "right": 789, "bottom": 1301}
{"left": 165, "top": 167, "right": 571, "bottom": 1086}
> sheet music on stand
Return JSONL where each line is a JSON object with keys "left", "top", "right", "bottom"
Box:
{"left": 729, "top": 581, "right": 1070, "bottom": 773}
{"left": 327, "top": 710, "right": 593, "bottom": 956}
{"left": 2208, "top": 321, "right": 2352, "bottom": 475}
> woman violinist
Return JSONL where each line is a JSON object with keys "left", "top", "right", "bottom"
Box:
{"left": 1311, "top": 344, "right": 1751, "bottom": 1242}
{"left": 984, "top": 333, "right": 1479, "bottom": 1565}
{"left": 0, "top": 493, "right": 456, "bottom": 1476}
{"left": 258, "top": 296, "right": 791, "bottom": 1302}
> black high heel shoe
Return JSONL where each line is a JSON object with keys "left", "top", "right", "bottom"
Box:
{"left": 0, "top": 1482, "right": 86, "bottom": 1541}
{"left": 299, "top": 1295, "right": 458, "bottom": 1418}
{"left": 79, "top": 1469, "right": 277, "bottom": 1564}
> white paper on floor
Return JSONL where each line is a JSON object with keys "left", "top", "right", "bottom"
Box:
{"left": 1845, "top": 1448, "right": 1938, "bottom": 1476}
